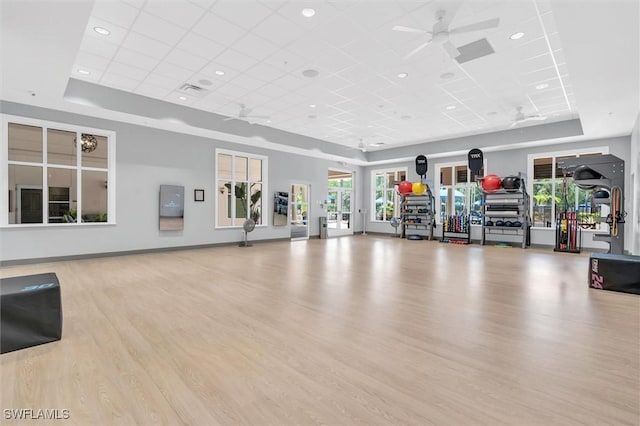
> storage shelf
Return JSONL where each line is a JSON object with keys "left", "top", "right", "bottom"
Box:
{"left": 401, "top": 190, "right": 434, "bottom": 241}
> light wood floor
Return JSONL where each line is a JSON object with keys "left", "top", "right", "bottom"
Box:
{"left": 1, "top": 236, "right": 638, "bottom": 425}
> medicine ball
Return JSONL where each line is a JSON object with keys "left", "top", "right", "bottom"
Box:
{"left": 593, "top": 190, "right": 610, "bottom": 199}
{"left": 412, "top": 181, "right": 426, "bottom": 194}
{"left": 513, "top": 221, "right": 523, "bottom": 227}
{"left": 485, "top": 220, "right": 494, "bottom": 226}
{"left": 481, "top": 174, "right": 502, "bottom": 193}
{"left": 495, "top": 220, "right": 505, "bottom": 227}
{"left": 504, "top": 220, "right": 513, "bottom": 227}
{"left": 501, "top": 176, "right": 521, "bottom": 191}
{"left": 398, "top": 181, "right": 413, "bottom": 195}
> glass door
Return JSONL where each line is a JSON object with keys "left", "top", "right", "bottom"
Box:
{"left": 328, "top": 170, "right": 353, "bottom": 236}
{"left": 290, "top": 183, "right": 309, "bottom": 240}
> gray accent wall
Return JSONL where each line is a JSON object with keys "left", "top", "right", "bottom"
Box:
{"left": 0, "top": 102, "right": 364, "bottom": 262}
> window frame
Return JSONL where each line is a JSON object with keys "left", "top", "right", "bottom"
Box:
{"left": 527, "top": 146, "right": 609, "bottom": 229}
{"left": 370, "top": 166, "right": 408, "bottom": 222}
{"left": 434, "top": 160, "right": 487, "bottom": 225}
{"left": 1, "top": 114, "right": 116, "bottom": 227}
{"left": 215, "top": 148, "right": 268, "bottom": 229}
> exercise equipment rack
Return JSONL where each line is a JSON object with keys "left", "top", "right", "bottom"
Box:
{"left": 401, "top": 189, "right": 435, "bottom": 240}
{"left": 441, "top": 214, "right": 471, "bottom": 244}
{"left": 481, "top": 172, "right": 531, "bottom": 249}
{"left": 554, "top": 211, "right": 581, "bottom": 253}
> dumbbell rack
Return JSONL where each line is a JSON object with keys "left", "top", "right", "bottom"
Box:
{"left": 481, "top": 178, "right": 531, "bottom": 249}
{"left": 401, "top": 190, "right": 435, "bottom": 240}
{"left": 442, "top": 214, "right": 471, "bottom": 244}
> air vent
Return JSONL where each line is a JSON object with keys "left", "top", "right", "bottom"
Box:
{"left": 178, "top": 83, "right": 211, "bottom": 98}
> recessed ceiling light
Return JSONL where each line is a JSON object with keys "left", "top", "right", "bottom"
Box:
{"left": 266, "top": 120, "right": 272, "bottom": 123}
{"left": 440, "top": 72, "right": 455, "bottom": 80}
{"left": 446, "top": 105, "right": 456, "bottom": 110}
{"left": 308, "top": 114, "right": 317, "bottom": 119}
{"left": 198, "top": 79, "right": 213, "bottom": 86}
{"left": 510, "top": 32, "right": 525, "bottom": 40}
{"left": 215, "top": 70, "right": 225, "bottom": 76}
{"left": 77, "top": 69, "right": 90, "bottom": 75}
{"left": 93, "top": 26, "right": 110, "bottom": 36}
{"left": 178, "top": 96, "right": 187, "bottom": 101}
{"left": 309, "top": 104, "right": 316, "bottom": 108}
{"left": 302, "top": 69, "right": 319, "bottom": 78}
{"left": 536, "top": 83, "right": 549, "bottom": 90}
{"left": 397, "top": 72, "right": 408, "bottom": 79}
{"left": 301, "top": 8, "right": 316, "bottom": 17}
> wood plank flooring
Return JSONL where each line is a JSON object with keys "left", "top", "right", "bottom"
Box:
{"left": 1, "top": 236, "right": 638, "bottom": 425}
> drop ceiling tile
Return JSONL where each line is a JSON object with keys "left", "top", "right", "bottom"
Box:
{"left": 271, "top": 73, "right": 311, "bottom": 92}
{"left": 135, "top": 82, "right": 173, "bottom": 99}
{"left": 142, "top": 73, "right": 184, "bottom": 91}
{"left": 113, "top": 48, "right": 160, "bottom": 71}
{"left": 132, "top": 12, "right": 187, "bottom": 46}
{"left": 188, "top": 0, "right": 216, "bottom": 11}
{"left": 277, "top": 1, "right": 339, "bottom": 29}
{"left": 262, "top": 48, "right": 308, "bottom": 73}
{"left": 243, "top": 62, "right": 288, "bottom": 83}
{"left": 210, "top": 1, "right": 273, "bottom": 29}
{"left": 257, "top": 0, "right": 288, "bottom": 11}
{"left": 85, "top": 17, "right": 129, "bottom": 46}
{"left": 251, "top": 13, "right": 305, "bottom": 46}
{"left": 101, "top": 72, "right": 142, "bottom": 91}
{"left": 318, "top": 74, "right": 353, "bottom": 91}
{"left": 310, "top": 14, "right": 367, "bottom": 49}
{"left": 79, "top": 36, "right": 120, "bottom": 59}
{"left": 122, "top": 32, "right": 173, "bottom": 59}
{"left": 214, "top": 82, "right": 250, "bottom": 98}
{"left": 286, "top": 35, "right": 334, "bottom": 61}
{"left": 231, "top": 33, "right": 280, "bottom": 61}
{"left": 193, "top": 12, "right": 247, "bottom": 45}
{"left": 342, "top": 1, "right": 406, "bottom": 31}
{"left": 229, "top": 74, "right": 267, "bottom": 91}
{"left": 143, "top": 0, "right": 206, "bottom": 29}
{"left": 214, "top": 49, "right": 261, "bottom": 73}
{"left": 328, "top": 0, "right": 360, "bottom": 12}
{"left": 164, "top": 48, "right": 209, "bottom": 72}
{"left": 199, "top": 62, "right": 239, "bottom": 80}
{"left": 76, "top": 51, "right": 111, "bottom": 71}
{"left": 236, "top": 91, "right": 272, "bottom": 108}
{"left": 91, "top": 1, "right": 140, "bottom": 29}
{"left": 106, "top": 61, "right": 149, "bottom": 81}
{"left": 254, "top": 82, "right": 289, "bottom": 99}
{"left": 176, "top": 32, "right": 227, "bottom": 60}
{"left": 153, "top": 62, "right": 195, "bottom": 82}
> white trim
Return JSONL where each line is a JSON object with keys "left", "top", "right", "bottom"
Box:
{"left": 1, "top": 114, "right": 116, "bottom": 226}
{"left": 527, "top": 146, "right": 609, "bottom": 229}
{"left": 215, "top": 148, "right": 268, "bottom": 229}
{"left": 434, "top": 159, "right": 487, "bottom": 225}
{"left": 370, "top": 166, "right": 408, "bottom": 223}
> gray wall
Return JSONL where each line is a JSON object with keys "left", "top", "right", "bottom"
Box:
{"left": 0, "top": 102, "right": 363, "bottom": 262}
{"left": 363, "top": 136, "right": 633, "bottom": 251}
{"left": 631, "top": 114, "right": 640, "bottom": 255}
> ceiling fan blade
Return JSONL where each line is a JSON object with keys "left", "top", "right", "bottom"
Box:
{"left": 392, "top": 25, "right": 427, "bottom": 34}
{"left": 223, "top": 117, "right": 235, "bottom": 121}
{"left": 509, "top": 121, "right": 518, "bottom": 128}
{"left": 449, "top": 17, "right": 500, "bottom": 35}
{"left": 404, "top": 39, "right": 433, "bottom": 59}
{"left": 442, "top": 40, "right": 460, "bottom": 59}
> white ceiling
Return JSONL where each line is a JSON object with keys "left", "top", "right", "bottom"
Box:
{"left": 0, "top": 0, "right": 638, "bottom": 161}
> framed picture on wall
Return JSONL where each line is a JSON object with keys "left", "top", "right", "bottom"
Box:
{"left": 194, "top": 189, "right": 205, "bottom": 202}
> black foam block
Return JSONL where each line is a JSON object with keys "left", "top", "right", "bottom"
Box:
{"left": 1, "top": 273, "right": 62, "bottom": 353}
{"left": 589, "top": 253, "right": 640, "bottom": 295}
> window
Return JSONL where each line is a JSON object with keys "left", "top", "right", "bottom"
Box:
{"left": 216, "top": 149, "right": 267, "bottom": 227}
{"left": 371, "top": 167, "right": 407, "bottom": 221}
{"left": 528, "top": 148, "right": 608, "bottom": 229}
{"left": 2, "top": 116, "right": 115, "bottom": 226}
{"left": 435, "top": 161, "right": 485, "bottom": 225}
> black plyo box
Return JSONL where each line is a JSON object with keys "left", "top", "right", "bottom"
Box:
{"left": 589, "top": 253, "right": 640, "bottom": 295}
{"left": 1, "top": 273, "right": 63, "bottom": 354}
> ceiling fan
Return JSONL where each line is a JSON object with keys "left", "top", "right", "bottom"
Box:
{"left": 393, "top": 9, "right": 500, "bottom": 59}
{"left": 223, "top": 104, "right": 270, "bottom": 123}
{"left": 510, "top": 106, "right": 547, "bottom": 128}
